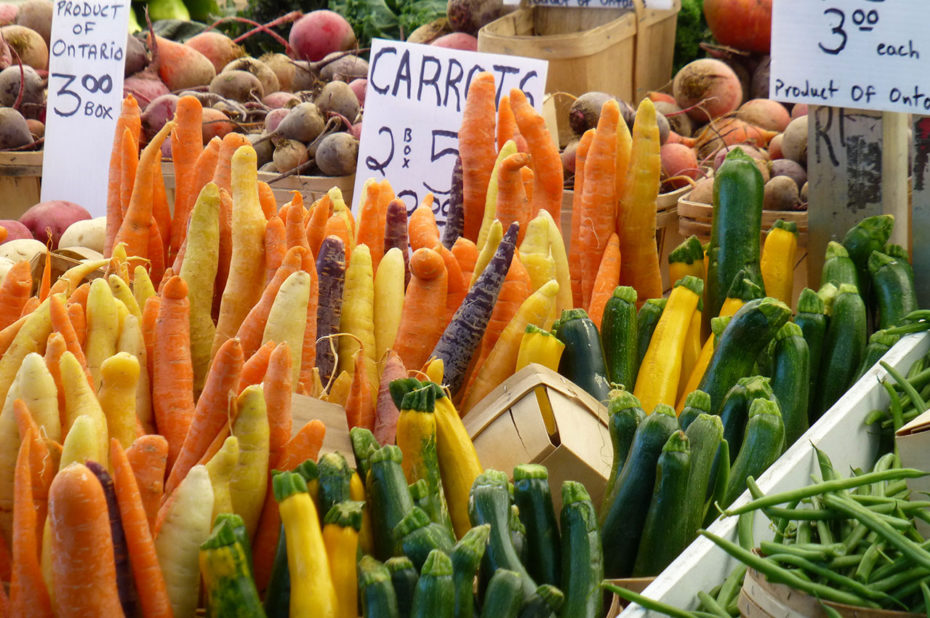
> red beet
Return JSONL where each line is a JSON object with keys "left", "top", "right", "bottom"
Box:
{"left": 288, "top": 10, "right": 356, "bottom": 62}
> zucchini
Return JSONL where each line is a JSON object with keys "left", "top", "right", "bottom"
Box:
{"left": 560, "top": 481, "right": 603, "bottom": 618}
{"left": 869, "top": 250, "right": 918, "bottom": 329}
{"left": 369, "top": 445, "right": 416, "bottom": 559}
{"left": 359, "top": 555, "right": 401, "bottom": 618}
{"left": 479, "top": 569, "right": 524, "bottom": 618}
{"left": 856, "top": 329, "right": 902, "bottom": 379}
{"left": 723, "top": 398, "right": 785, "bottom": 507}
{"left": 350, "top": 427, "right": 381, "bottom": 483}
{"left": 468, "top": 469, "right": 537, "bottom": 600}
{"left": 200, "top": 515, "right": 264, "bottom": 618}
{"left": 842, "top": 214, "right": 894, "bottom": 291}
{"left": 509, "top": 504, "right": 528, "bottom": 566}
{"left": 601, "top": 390, "right": 645, "bottom": 514}
{"left": 411, "top": 550, "right": 454, "bottom": 618}
{"left": 770, "top": 322, "right": 810, "bottom": 446}
{"left": 704, "top": 439, "right": 730, "bottom": 528}
{"left": 696, "top": 297, "right": 791, "bottom": 415}
{"left": 633, "top": 431, "right": 692, "bottom": 576}
{"left": 394, "top": 507, "right": 455, "bottom": 572}
{"left": 386, "top": 556, "right": 418, "bottom": 618}
{"left": 678, "top": 389, "right": 711, "bottom": 432}
{"left": 636, "top": 298, "right": 667, "bottom": 367}
{"left": 601, "top": 286, "right": 639, "bottom": 390}
{"left": 409, "top": 479, "right": 431, "bottom": 515}
{"left": 820, "top": 241, "right": 859, "bottom": 289}
{"left": 884, "top": 243, "right": 915, "bottom": 285}
{"left": 451, "top": 524, "right": 490, "bottom": 618}
{"left": 263, "top": 524, "right": 289, "bottom": 618}
{"left": 704, "top": 147, "right": 765, "bottom": 328}
{"left": 813, "top": 284, "right": 867, "bottom": 419}
{"left": 600, "top": 404, "right": 678, "bottom": 578}
{"left": 317, "top": 451, "right": 353, "bottom": 520}
{"left": 794, "top": 289, "right": 827, "bottom": 419}
{"left": 513, "top": 464, "right": 561, "bottom": 588}
{"left": 683, "top": 413, "right": 724, "bottom": 544}
{"left": 555, "top": 309, "right": 612, "bottom": 404}
{"left": 518, "top": 584, "right": 564, "bottom": 618}
{"left": 720, "top": 375, "right": 774, "bottom": 457}
{"left": 668, "top": 235, "right": 706, "bottom": 286}
{"left": 212, "top": 512, "right": 253, "bottom": 576}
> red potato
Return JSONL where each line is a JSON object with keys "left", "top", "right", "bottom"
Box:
{"left": 430, "top": 33, "right": 477, "bottom": 51}
{"left": 0, "top": 218, "right": 32, "bottom": 242}
{"left": 288, "top": 10, "right": 356, "bottom": 62}
{"left": 738, "top": 98, "right": 790, "bottom": 132}
{"left": 185, "top": 31, "right": 245, "bottom": 74}
{"left": 349, "top": 79, "right": 367, "bottom": 107}
{"left": 661, "top": 143, "right": 700, "bottom": 189}
{"left": 20, "top": 200, "right": 91, "bottom": 248}
{"left": 673, "top": 58, "right": 743, "bottom": 123}
{"left": 201, "top": 107, "right": 235, "bottom": 142}
{"left": 149, "top": 33, "right": 215, "bottom": 91}
{"left": 0, "top": 24, "right": 47, "bottom": 70}
{"left": 123, "top": 70, "right": 170, "bottom": 109}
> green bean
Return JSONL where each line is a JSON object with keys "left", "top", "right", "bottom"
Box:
{"left": 884, "top": 479, "right": 912, "bottom": 497}
{"left": 600, "top": 582, "right": 697, "bottom": 618}
{"left": 920, "top": 581, "right": 930, "bottom": 617}
{"left": 797, "top": 520, "right": 813, "bottom": 544}
{"left": 811, "top": 496, "right": 835, "bottom": 544}
{"left": 764, "top": 553, "right": 896, "bottom": 604}
{"left": 871, "top": 564, "right": 930, "bottom": 593}
{"left": 759, "top": 541, "right": 845, "bottom": 561}
{"left": 829, "top": 553, "right": 864, "bottom": 569}
{"left": 699, "top": 530, "right": 879, "bottom": 607}
{"left": 723, "top": 469, "right": 928, "bottom": 516}
{"left": 882, "top": 361, "right": 929, "bottom": 413}
{"left": 819, "top": 602, "right": 843, "bottom": 618}
{"left": 813, "top": 445, "right": 838, "bottom": 482}
{"left": 856, "top": 541, "right": 887, "bottom": 583}
{"left": 697, "top": 591, "right": 729, "bottom": 617}
{"left": 866, "top": 408, "right": 890, "bottom": 425}
{"left": 882, "top": 380, "right": 906, "bottom": 437}
{"left": 843, "top": 523, "right": 869, "bottom": 554}
{"left": 715, "top": 565, "right": 747, "bottom": 607}
{"left": 884, "top": 322, "right": 930, "bottom": 336}
{"left": 737, "top": 512, "right": 754, "bottom": 551}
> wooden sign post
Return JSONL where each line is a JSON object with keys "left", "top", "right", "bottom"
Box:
{"left": 913, "top": 117, "right": 930, "bottom": 305}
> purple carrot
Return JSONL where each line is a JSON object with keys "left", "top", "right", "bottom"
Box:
{"left": 441, "top": 155, "right": 465, "bottom": 250}
{"left": 431, "top": 222, "right": 519, "bottom": 396}
{"left": 374, "top": 349, "right": 407, "bottom": 445}
{"left": 383, "top": 198, "right": 410, "bottom": 287}
{"left": 315, "top": 235, "right": 347, "bottom": 385}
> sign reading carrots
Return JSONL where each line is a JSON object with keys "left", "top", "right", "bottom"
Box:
{"left": 353, "top": 39, "right": 547, "bottom": 229}
{"left": 42, "top": 0, "right": 131, "bottom": 216}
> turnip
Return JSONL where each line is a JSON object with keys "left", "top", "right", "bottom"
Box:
{"left": 248, "top": 133, "right": 274, "bottom": 167}
{"left": 263, "top": 91, "right": 299, "bottom": 109}
{"left": 273, "top": 138, "right": 308, "bottom": 173}
{"left": 142, "top": 94, "right": 179, "bottom": 141}
{"left": 447, "top": 0, "right": 507, "bottom": 35}
{"left": 763, "top": 176, "right": 799, "bottom": 211}
{"left": 316, "top": 80, "right": 359, "bottom": 122}
{"left": 276, "top": 102, "right": 324, "bottom": 142}
{"left": 150, "top": 34, "right": 215, "bottom": 91}
{"left": 0, "top": 218, "right": 32, "bottom": 242}
{"left": 261, "top": 53, "right": 296, "bottom": 91}
{"left": 738, "top": 99, "right": 790, "bottom": 132}
{"left": 315, "top": 132, "right": 358, "bottom": 176}
{"left": 319, "top": 52, "right": 368, "bottom": 82}
{"left": 0, "top": 25, "right": 47, "bottom": 70}
{"left": 673, "top": 58, "right": 743, "bottom": 123}
{"left": 223, "top": 57, "right": 279, "bottom": 97}
{"left": 782, "top": 116, "right": 808, "bottom": 166}
{"left": 124, "top": 34, "right": 149, "bottom": 77}
{"left": 349, "top": 79, "right": 366, "bottom": 107}
{"left": 19, "top": 200, "right": 91, "bottom": 248}
{"left": 288, "top": 10, "right": 356, "bottom": 62}
{"left": 209, "top": 70, "right": 263, "bottom": 102}
{"left": 430, "top": 33, "right": 478, "bottom": 51}
{"left": 655, "top": 100, "right": 693, "bottom": 137}
{"left": 0, "top": 64, "right": 43, "bottom": 109}
{"left": 185, "top": 31, "right": 244, "bottom": 74}
{"left": 13, "top": 0, "right": 50, "bottom": 47}
{"left": 770, "top": 159, "right": 806, "bottom": 190}
{"left": 264, "top": 107, "right": 289, "bottom": 133}
{"left": 202, "top": 107, "right": 234, "bottom": 142}
{"left": 661, "top": 143, "right": 699, "bottom": 189}
{"left": 0, "top": 107, "right": 32, "bottom": 150}
{"left": 123, "top": 70, "right": 170, "bottom": 109}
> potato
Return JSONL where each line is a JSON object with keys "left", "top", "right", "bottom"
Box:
{"left": 19, "top": 199, "right": 91, "bottom": 248}
{"left": 0, "top": 256, "right": 14, "bottom": 285}
{"left": 58, "top": 217, "right": 106, "bottom": 253}
{"left": 0, "top": 237, "right": 45, "bottom": 262}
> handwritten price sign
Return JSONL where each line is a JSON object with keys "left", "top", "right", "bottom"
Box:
{"left": 771, "top": 0, "right": 930, "bottom": 113}
{"left": 41, "top": 0, "right": 130, "bottom": 215}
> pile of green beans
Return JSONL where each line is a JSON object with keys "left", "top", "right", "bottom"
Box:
{"left": 866, "top": 330, "right": 930, "bottom": 440}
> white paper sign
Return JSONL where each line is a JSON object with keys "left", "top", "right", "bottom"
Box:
{"left": 771, "top": 0, "right": 930, "bottom": 114}
{"left": 41, "top": 0, "right": 131, "bottom": 216}
{"left": 503, "top": 0, "right": 673, "bottom": 8}
{"left": 353, "top": 39, "right": 548, "bottom": 226}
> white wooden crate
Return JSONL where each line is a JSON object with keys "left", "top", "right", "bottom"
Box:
{"left": 620, "top": 331, "right": 930, "bottom": 616}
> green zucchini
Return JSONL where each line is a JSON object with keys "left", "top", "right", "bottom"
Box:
{"left": 263, "top": 524, "right": 289, "bottom": 618}
{"left": 394, "top": 507, "right": 455, "bottom": 572}
{"left": 294, "top": 458, "right": 317, "bottom": 485}
{"left": 821, "top": 241, "right": 859, "bottom": 289}
{"left": 601, "top": 390, "right": 645, "bottom": 515}
{"left": 411, "top": 550, "right": 454, "bottom": 618}
{"left": 386, "top": 556, "right": 418, "bottom": 618}
{"left": 211, "top": 513, "right": 252, "bottom": 576}
{"left": 704, "top": 439, "right": 730, "bottom": 528}
{"left": 451, "top": 524, "right": 489, "bottom": 618}
{"left": 884, "top": 243, "right": 915, "bottom": 285}
{"left": 555, "top": 309, "right": 612, "bottom": 404}
{"left": 842, "top": 214, "right": 894, "bottom": 291}
{"left": 560, "top": 481, "right": 603, "bottom": 618}
{"left": 200, "top": 515, "right": 264, "bottom": 618}
{"left": 696, "top": 297, "right": 791, "bottom": 415}
{"left": 813, "top": 284, "right": 867, "bottom": 419}
{"left": 513, "top": 464, "right": 561, "bottom": 588}
{"left": 600, "top": 404, "right": 678, "bottom": 578}
{"left": 723, "top": 398, "right": 785, "bottom": 507}
{"left": 678, "top": 389, "right": 711, "bottom": 432}
{"left": 518, "top": 585, "right": 564, "bottom": 618}
{"left": 817, "top": 283, "right": 838, "bottom": 315}
{"left": 359, "top": 555, "right": 401, "bottom": 618}
{"left": 636, "top": 298, "right": 667, "bottom": 367}
{"left": 317, "top": 451, "right": 352, "bottom": 520}
{"left": 409, "top": 479, "right": 431, "bottom": 515}
{"left": 704, "top": 147, "right": 765, "bottom": 330}
{"left": 370, "top": 445, "right": 415, "bottom": 559}
{"left": 856, "top": 329, "right": 902, "bottom": 379}
{"left": 869, "top": 250, "right": 918, "bottom": 329}
{"left": 350, "top": 427, "right": 381, "bottom": 483}
{"left": 601, "top": 286, "right": 639, "bottom": 390}
{"left": 683, "top": 413, "right": 724, "bottom": 544}
{"left": 468, "top": 469, "right": 536, "bottom": 600}
{"left": 720, "top": 375, "right": 774, "bottom": 457}
{"left": 794, "top": 289, "right": 827, "bottom": 419}
{"left": 509, "top": 504, "right": 528, "bottom": 566}
{"left": 770, "top": 322, "right": 810, "bottom": 447}
{"left": 479, "top": 569, "right": 524, "bottom": 618}
{"left": 633, "top": 431, "right": 692, "bottom": 576}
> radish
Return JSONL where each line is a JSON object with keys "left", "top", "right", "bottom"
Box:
{"left": 288, "top": 10, "right": 356, "bottom": 62}
{"left": 673, "top": 58, "right": 743, "bottom": 123}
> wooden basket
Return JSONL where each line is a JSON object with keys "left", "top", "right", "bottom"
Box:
{"left": 633, "top": 0, "right": 682, "bottom": 101}
{"left": 0, "top": 151, "right": 43, "bottom": 219}
{"left": 678, "top": 196, "right": 809, "bottom": 247}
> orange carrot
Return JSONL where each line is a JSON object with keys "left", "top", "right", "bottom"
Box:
{"left": 10, "top": 435, "right": 52, "bottom": 617}
{"left": 510, "top": 88, "right": 564, "bottom": 227}
{"left": 496, "top": 152, "right": 531, "bottom": 245}
{"left": 262, "top": 342, "right": 292, "bottom": 467}
{"left": 579, "top": 100, "right": 619, "bottom": 308}
{"left": 345, "top": 347, "right": 374, "bottom": 430}
{"left": 119, "top": 129, "right": 139, "bottom": 219}
{"left": 67, "top": 303, "right": 85, "bottom": 348}
{"left": 392, "top": 248, "right": 448, "bottom": 371}
{"left": 439, "top": 245, "right": 467, "bottom": 328}
{"left": 38, "top": 249, "right": 51, "bottom": 301}
{"left": 568, "top": 130, "right": 593, "bottom": 307}
{"left": 214, "top": 187, "right": 233, "bottom": 319}
{"left": 452, "top": 237, "right": 479, "bottom": 284}
{"left": 409, "top": 198, "right": 440, "bottom": 251}
{"left": 459, "top": 72, "right": 498, "bottom": 241}
{"left": 521, "top": 165, "right": 535, "bottom": 205}
{"left": 12, "top": 400, "right": 53, "bottom": 528}
{"left": 0, "top": 316, "right": 26, "bottom": 358}
{"left": 258, "top": 181, "right": 277, "bottom": 219}
{"left": 306, "top": 194, "right": 332, "bottom": 259}
{"left": 163, "top": 337, "right": 243, "bottom": 498}
{"left": 19, "top": 296, "right": 38, "bottom": 318}
{"left": 237, "top": 246, "right": 306, "bottom": 358}
{"left": 324, "top": 213, "right": 353, "bottom": 263}
{"left": 109, "top": 439, "right": 173, "bottom": 618}
{"left": 299, "top": 248, "right": 319, "bottom": 388}
{"left": 170, "top": 137, "right": 222, "bottom": 268}
{"left": 497, "top": 93, "right": 518, "bottom": 150}
{"left": 49, "top": 295, "right": 90, "bottom": 384}
{"left": 238, "top": 341, "right": 275, "bottom": 393}
{"left": 354, "top": 180, "right": 384, "bottom": 271}
{"left": 471, "top": 253, "right": 531, "bottom": 380}
{"left": 106, "top": 95, "right": 141, "bottom": 257}
{"left": 285, "top": 198, "right": 309, "bottom": 252}
{"left": 0, "top": 261, "right": 32, "bottom": 329}
{"left": 587, "top": 233, "right": 622, "bottom": 329}
{"left": 147, "top": 216, "right": 166, "bottom": 287}
{"left": 0, "top": 532, "right": 9, "bottom": 584}
{"left": 67, "top": 283, "right": 89, "bottom": 310}
{"left": 168, "top": 96, "right": 204, "bottom": 262}
{"left": 264, "top": 215, "right": 287, "bottom": 283}
{"left": 212, "top": 132, "right": 251, "bottom": 194}
{"left": 125, "top": 435, "right": 168, "bottom": 531}
{"left": 44, "top": 332, "right": 67, "bottom": 428}
{"left": 47, "top": 278, "right": 69, "bottom": 299}
{"left": 141, "top": 295, "right": 159, "bottom": 385}
{"left": 152, "top": 160, "right": 172, "bottom": 255}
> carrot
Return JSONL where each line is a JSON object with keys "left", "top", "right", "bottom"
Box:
{"left": 374, "top": 350, "right": 405, "bottom": 444}
{"left": 258, "top": 181, "right": 277, "bottom": 219}
{"left": 496, "top": 152, "right": 531, "bottom": 245}
{"left": 587, "top": 233, "right": 622, "bottom": 330}
{"left": 237, "top": 246, "right": 305, "bottom": 359}
{"left": 151, "top": 161, "right": 172, "bottom": 258}
{"left": 118, "top": 128, "right": 140, "bottom": 219}
{"left": 521, "top": 158, "right": 535, "bottom": 203}
{"left": 0, "top": 261, "right": 32, "bottom": 329}
{"left": 452, "top": 236, "right": 479, "bottom": 285}
{"left": 171, "top": 137, "right": 222, "bottom": 270}
{"left": 147, "top": 216, "right": 167, "bottom": 287}
{"left": 212, "top": 132, "right": 251, "bottom": 195}
{"left": 497, "top": 93, "right": 518, "bottom": 150}
{"left": 43, "top": 333, "right": 67, "bottom": 430}
{"left": 125, "top": 434, "right": 168, "bottom": 531}
{"left": 152, "top": 276, "right": 195, "bottom": 470}
{"left": 263, "top": 342, "right": 292, "bottom": 467}
{"left": 12, "top": 400, "right": 53, "bottom": 537}
{"left": 264, "top": 214, "right": 287, "bottom": 283}
{"left": 323, "top": 213, "right": 353, "bottom": 263}
{"left": 476, "top": 141, "right": 517, "bottom": 251}
{"left": 299, "top": 249, "right": 319, "bottom": 389}
{"left": 409, "top": 198, "right": 441, "bottom": 252}
{"left": 168, "top": 96, "right": 203, "bottom": 261}
{"left": 337, "top": 244, "right": 377, "bottom": 392}
{"left": 140, "top": 295, "right": 159, "bottom": 387}
{"left": 10, "top": 435, "right": 52, "bottom": 617}
{"left": 238, "top": 341, "right": 275, "bottom": 393}
{"left": 66, "top": 280, "right": 89, "bottom": 309}
{"left": 579, "top": 100, "right": 619, "bottom": 308}
{"left": 315, "top": 236, "right": 347, "bottom": 385}
{"left": 214, "top": 187, "right": 234, "bottom": 319}
{"left": 443, "top": 156, "right": 465, "bottom": 249}
{"left": 459, "top": 72, "right": 497, "bottom": 241}
{"left": 306, "top": 194, "right": 332, "bottom": 259}
{"left": 285, "top": 195, "right": 309, "bottom": 251}
{"left": 354, "top": 179, "right": 384, "bottom": 270}
{"left": 345, "top": 347, "right": 374, "bottom": 430}
{"left": 164, "top": 337, "right": 243, "bottom": 498}
{"left": 383, "top": 198, "right": 410, "bottom": 287}
{"left": 510, "top": 88, "right": 564, "bottom": 227}
{"left": 0, "top": 316, "right": 26, "bottom": 359}
{"left": 49, "top": 294, "right": 89, "bottom": 378}
{"left": 19, "top": 296, "right": 39, "bottom": 319}
{"left": 49, "top": 463, "right": 124, "bottom": 617}
{"left": 393, "top": 247, "right": 448, "bottom": 371}
{"left": 109, "top": 440, "right": 173, "bottom": 618}
{"left": 106, "top": 95, "right": 141, "bottom": 257}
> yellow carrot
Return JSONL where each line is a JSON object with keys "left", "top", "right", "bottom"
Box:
{"left": 97, "top": 352, "right": 140, "bottom": 449}
{"left": 373, "top": 247, "right": 405, "bottom": 363}
{"left": 325, "top": 371, "right": 352, "bottom": 407}
{"left": 60, "top": 351, "right": 109, "bottom": 465}
{"left": 204, "top": 435, "right": 239, "bottom": 524}
{"left": 108, "top": 274, "right": 141, "bottom": 319}
{"left": 58, "top": 414, "right": 102, "bottom": 470}
{"left": 538, "top": 210, "right": 573, "bottom": 318}
{"left": 116, "top": 314, "right": 153, "bottom": 434}
{"left": 85, "top": 278, "right": 119, "bottom": 390}
{"left": 262, "top": 270, "right": 310, "bottom": 389}
{"left": 132, "top": 265, "right": 156, "bottom": 310}
{"left": 0, "top": 299, "right": 51, "bottom": 408}
{"left": 337, "top": 244, "right": 378, "bottom": 393}
{"left": 230, "top": 384, "right": 269, "bottom": 537}
{"left": 476, "top": 141, "right": 518, "bottom": 252}
{"left": 519, "top": 216, "right": 557, "bottom": 294}
{"left": 470, "top": 220, "right": 503, "bottom": 287}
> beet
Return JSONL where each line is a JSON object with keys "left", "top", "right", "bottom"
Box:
{"left": 447, "top": 0, "right": 507, "bottom": 35}
{"left": 570, "top": 92, "right": 634, "bottom": 136}
{"left": 319, "top": 52, "right": 369, "bottom": 82}
{"left": 315, "top": 80, "right": 360, "bottom": 123}
{"left": 781, "top": 116, "right": 808, "bottom": 167}
{"left": 13, "top": 0, "right": 51, "bottom": 47}
{"left": 123, "top": 71, "right": 170, "bottom": 109}
{"left": 673, "top": 58, "right": 743, "bottom": 123}
{"left": 142, "top": 94, "right": 179, "bottom": 141}
{"left": 0, "top": 64, "right": 43, "bottom": 110}
{"left": 315, "top": 132, "right": 358, "bottom": 176}
{"left": 124, "top": 34, "right": 149, "bottom": 77}
{"left": 289, "top": 10, "right": 356, "bottom": 62}
{"left": 763, "top": 176, "right": 799, "bottom": 211}
{"left": 276, "top": 102, "right": 324, "bottom": 142}
{"left": 209, "top": 70, "right": 263, "bottom": 102}
{"left": 655, "top": 100, "right": 693, "bottom": 137}
{"left": 770, "top": 158, "right": 807, "bottom": 189}
{"left": 751, "top": 56, "right": 770, "bottom": 99}
{"left": 0, "top": 107, "right": 32, "bottom": 150}
{"left": 223, "top": 57, "right": 279, "bottom": 97}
